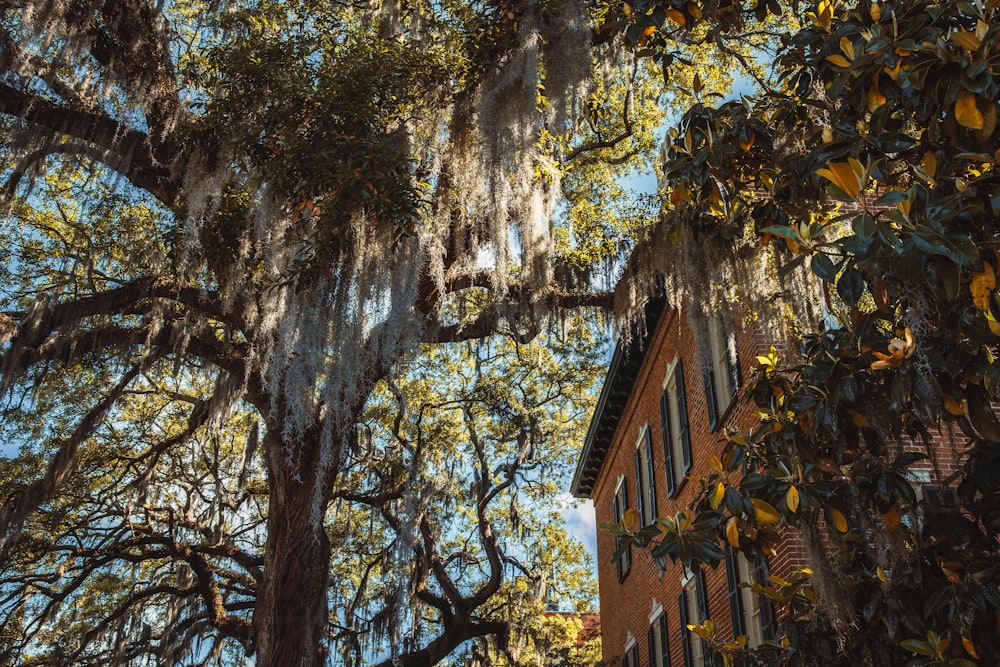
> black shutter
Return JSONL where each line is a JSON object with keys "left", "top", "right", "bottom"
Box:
{"left": 631, "top": 642, "right": 640, "bottom": 667}
{"left": 703, "top": 359, "right": 718, "bottom": 431}
{"left": 660, "top": 390, "right": 676, "bottom": 496}
{"left": 648, "top": 625, "right": 657, "bottom": 667}
{"left": 613, "top": 492, "right": 624, "bottom": 581}
{"left": 659, "top": 613, "right": 670, "bottom": 667}
{"left": 635, "top": 448, "right": 645, "bottom": 525}
{"left": 622, "top": 479, "right": 631, "bottom": 575}
{"left": 696, "top": 569, "right": 709, "bottom": 622}
{"left": 645, "top": 429, "right": 657, "bottom": 518}
{"left": 679, "top": 590, "right": 692, "bottom": 667}
{"left": 754, "top": 553, "right": 777, "bottom": 641}
{"left": 725, "top": 546, "right": 746, "bottom": 639}
{"left": 677, "top": 362, "right": 692, "bottom": 473}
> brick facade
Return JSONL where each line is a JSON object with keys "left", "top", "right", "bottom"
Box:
{"left": 572, "top": 302, "right": 966, "bottom": 667}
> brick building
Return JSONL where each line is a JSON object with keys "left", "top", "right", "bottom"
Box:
{"left": 570, "top": 297, "right": 966, "bottom": 667}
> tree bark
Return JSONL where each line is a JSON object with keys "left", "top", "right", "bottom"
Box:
{"left": 254, "top": 427, "right": 334, "bottom": 667}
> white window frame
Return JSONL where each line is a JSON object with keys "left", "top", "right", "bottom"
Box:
{"left": 662, "top": 359, "right": 689, "bottom": 496}
{"left": 636, "top": 425, "right": 656, "bottom": 525}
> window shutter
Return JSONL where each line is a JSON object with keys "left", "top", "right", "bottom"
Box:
{"left": 678, "top": 590, "right": 692, "bottom": 667}
{"left": 635, "top": 449, "right": 645, "bottom": 525}
{"left": 676, "top": 362, "right": 692, "bottom": 472}
{"left": 703, "top": 358, "right": 718, "bottom": 431}
{"left": 660, "top": 391, "right": 675, "bottom": 496}
{"left": 631, "top": 642, "right": 640, "bottom": 667}
{"left": 659, "top": 613, "right": 670, "bottom": 667}
{"left": 725, "top": 546, "right": 746, "bottom": 639}
{"left": 645, "top": 429, "right": 657, "bottom": 518}
{"left": 696, "top": 569, "right": 709, "bottom": 622}
{"left": 753, "top": 553, "right": 777, "bottom": 641}
{"left": 648, "top": 625, "right": 657, "bottom": 667}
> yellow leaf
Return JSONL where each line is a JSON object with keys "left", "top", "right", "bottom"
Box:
{"left": 816, "top": 162, "right": 861, "bottom": 198}
{"left": 952, "top": 30, "right": 982, "bottom": 51}
{"left": 817, "top": 0, "right": 834, "bottom": 27}
{"left": 624, "top": 508, "right": 639, "bottom": 532}
{"left": 867, "top": 77, "right": 887, "bottom": 112}
{"left": 726, "top": 517, "right": 741, "bottom": 547}
{"left": 739, "top": 131, "right": 755, "bottom": 151}
{"left": 882, "top": 503, "right": 903, "bottom": 532}
{"left": 970, "top": 264, "right": 995, "bottom": 311}
{"left": 709, "top": 455, "right": 724, "bottom": 472}
{"left": 830, "top": 507, "right": 849, "bottom": 533}
{"left": 786, "top": 485, "right": 800, "bottom": 513}
{"left": 687, "top": 2, "right": 703, "bottom": 19}
{"left": 752, "top": 498, "right": 781, "bottom": 525}
{"left": 920, "top": 151, "right": 937, "bottom": 178}
{"left": 840, "top": 36, "right": 855, "bottom": 60}
{"left": 641, "top": 24, "right": 656, "bottom": 39}
{"left": 870, "top": 2, "right": 881, "bottom": 21}
{"left": 876, "top": 565, "right": 887, "bottom": 582}
{"left": 623, "top": 2, "right": 632, "bottom": 17}
{"left": 956, "top": 91, "right": 984, "bottom": 130}
{"left": 666, "top": 8, "right": 687, "bottom": 25}
{"left": 710, "top": 481, "right": 726, "bottom": 510}
{"left": 848, "top": 409, "right": 870, "bottom": 427}
{"left": 825, "top": 54, "right": 851, "bottom": 67}
{"left": 944, "top": 397, "right": 965, "bottom": 416}
{"left": 962, "top": 636, "right": 979, "bottom": 659}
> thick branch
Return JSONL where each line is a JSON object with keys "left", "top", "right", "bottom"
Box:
{"left": 373, "top": 620, "right": 509, "bottom": 667}
{"left": 0, "top": 83, "right": 178, "bottom": 203}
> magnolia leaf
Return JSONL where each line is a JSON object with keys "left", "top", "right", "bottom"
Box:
{"left": 825, "top": 54, "right": 851, "bottom": 67}
{"left": 956, "top": 91, "right": 984, "bottom": 130}
{"left": 839, "top": 36, "right": 855, "bottom": 59}
{"left": 623, "top": 508, "right": 640, "bottom": 532}
{"left": 900, "top": 639, "right": 935, "bottom": 657}
{"left": 786, "top": 485, "right": 800, "bottom": 513}
{"left": 962, "top": 636, "right": 979, "bottom": 659}
{"left": 972, "top": 265, "right": 997, "bottom": 311}
{"left": 726, "top": 517, "right": 740, "bottom": 547}
{"left": 882, "top": 503, "right": 903, "bottom": 532}
{"left": 979, "top": 101, "right": 997, "bottom": 140}
{"left": 710, "top": 482, "right": 725, "bottom": 510}
{"left": 817, "top": 162, "right": 860, "bottom": 198}
{"left": 751, "top": 498, "right": 781, "bottom": 525}
{"left": 920, "top": 151, "right": 937, "bottom": 178}
{"left": 666, "top": 8, "right": 686, "bottom": 25}
{"left": 867, "top": 80, "right": 886, "bottom": 112}
{"left": 830, "top": 507, "right": 849, "bottom": 533}
{"left": 952, "top": 30, "right": 982, "bottom": 51}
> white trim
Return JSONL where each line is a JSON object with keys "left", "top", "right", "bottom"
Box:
{"left": 615, "top": 474, "right": 625, "bottom": 492}
{"left": 662, "top": 357, "right": 679, "bottom": 390}
{"left": 681, "top": 565, "right": 694, "bottom": 585}
{"left": 635, "top": 423, "right": 650, "bottom": 449}
{"left": 625, "top": 631, "right": 636, "bottom": 650}
{"left": 648, "top": 599, "right": 664, "bottom": 624}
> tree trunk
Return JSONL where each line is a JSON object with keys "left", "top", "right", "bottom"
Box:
{"left": 254, "top": 428, "right": 335, "bottom": 667}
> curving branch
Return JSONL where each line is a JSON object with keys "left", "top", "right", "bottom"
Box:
{"left": 0, "top": 83, "right": 179, "bottom": 204}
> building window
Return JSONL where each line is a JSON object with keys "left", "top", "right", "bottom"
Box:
{"left": 703, "top": 316, "right": 740, "bottom": 431}
{"left": 635, "top": 426, "right": 657, "bottom": 525}
{"left": 661, "top": 359, "right": 691, "bottom": 497}
{"left": 678, "top": 570, "right": 708, "bottom": 667}
{"left": 613, "top": 477, "right": 632, "bottom": 581}
{"left": 648, "top": 608, "right": 670, "bottom": 667}
{"left": 623, "top": 636, "right": 639, "bottom": 667}
{"left": 725, "top": 546, "right": 777, "bottom": 648}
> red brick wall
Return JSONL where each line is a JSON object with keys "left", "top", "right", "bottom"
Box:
{"left": 590, "top": 302, "right": 973, "bottom": 665}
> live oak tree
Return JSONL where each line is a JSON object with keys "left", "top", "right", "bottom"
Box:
{"left": 604, "top": 0, "right": 1000, "bottom": 665}
{"left": 0, "top": 0, "right": 685, "bottom": 665}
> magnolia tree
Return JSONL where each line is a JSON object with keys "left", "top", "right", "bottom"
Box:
{"left": 606, "top": 0, "right": 1000, "bottom": 664}
{"left": 0, "top": 0, "right": 763, "bottom": 665}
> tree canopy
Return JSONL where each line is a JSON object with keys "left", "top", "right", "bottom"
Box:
{"left": 605, "top": 0, "right": 1000, "bottom": 664}
{"left": 0, "top": 0, "right": 722, "bottom": 664}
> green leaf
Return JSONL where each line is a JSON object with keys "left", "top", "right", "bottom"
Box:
{"left": 900, "top": 639, "right": 935, "bottom": 657}
{"left": 810, "top": 253, "right": 838, "bottom": 282}
{"left": 837, "top": 267, "right": 865, "bottom": 307}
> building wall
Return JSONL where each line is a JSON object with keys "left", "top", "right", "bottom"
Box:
{"left": 589, "top": 304, "right": 966, "bottom": 666}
